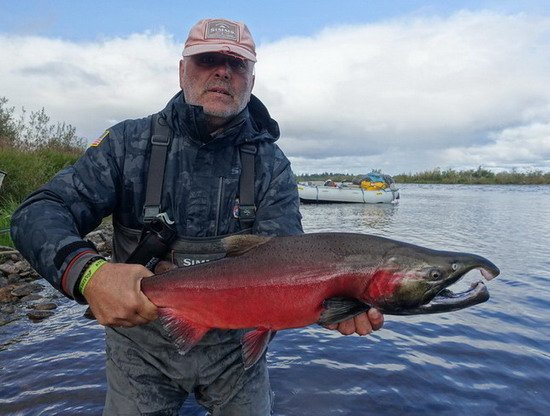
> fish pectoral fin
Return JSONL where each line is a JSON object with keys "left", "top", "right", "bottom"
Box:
{"left": 241, "top": 328, "right": 274, "bottom": 370}
{"left": 318, "top": 297, "right": 371, "bottom": 326}
{"left": 158, "top": 308, "right": 209, "bottom": 355}
{"left": 222, "top": 234, "right": 272, "bottom": 257}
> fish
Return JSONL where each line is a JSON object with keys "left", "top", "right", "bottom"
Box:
{"left": 141, "top": 232, "right": 500, "bottom": 369}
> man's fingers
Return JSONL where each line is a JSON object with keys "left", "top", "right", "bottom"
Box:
{"left": 367, "top": 308, "right": 384, "bottom": 330}
{"left": 137, "top": 292, "right": 159, "bottom": 321}
{"left": 322, "top": 309, "right": 385, "bottom": 336}
{"left": 337, "top": 318, "right": 356, "bottom": 335}
{"left": 353, "top": 313, "right": 373, "bottom": 336}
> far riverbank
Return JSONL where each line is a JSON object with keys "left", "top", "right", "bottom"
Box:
{"left": 296, "top": 167, "right": 550, "bottom": 185}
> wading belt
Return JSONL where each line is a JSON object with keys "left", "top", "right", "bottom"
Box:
{"left": 126, "top": 112, "right": 257, "bottom": 267}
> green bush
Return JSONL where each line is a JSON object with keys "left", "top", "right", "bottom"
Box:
{"left": 0, "top": 96, "right": 84, "bottom": 209}
{"left": 0, "top": 147, "right": 81, "bottom": 206}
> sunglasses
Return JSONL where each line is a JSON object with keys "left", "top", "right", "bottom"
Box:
{"left": 193, "top": 53, "right": 250, "bottom": 74}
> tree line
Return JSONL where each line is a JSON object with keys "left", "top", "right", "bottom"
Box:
{"left": 295, "top": 168, "right": 550, "bottom": 185}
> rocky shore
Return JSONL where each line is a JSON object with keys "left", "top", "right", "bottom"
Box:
{"left": 0, "top": 223, "right": 113, "bottom": 326}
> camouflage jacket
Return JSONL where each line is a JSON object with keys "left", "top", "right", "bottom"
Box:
{"left": 11, "top": 91, "right": 303, "bottom": 301}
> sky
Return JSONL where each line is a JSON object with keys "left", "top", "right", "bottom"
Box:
{"left": 1, "top": 0, "right": 549, "bottom": 175}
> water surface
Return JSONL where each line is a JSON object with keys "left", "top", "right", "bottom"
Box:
{"left": 1, "top": 184, "right": 549, "bottom": 415}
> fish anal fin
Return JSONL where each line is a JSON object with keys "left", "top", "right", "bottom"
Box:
{"left": 318, "top": 297, "right": 371, "bottom": 326}
{"left": 158, "top": 308, "right": 209, "bottom": 355}
{"left": 222, "top": 234, "right": 272, "bottom": 257}
{"left": 241, "top": 328, "right": 274, "bottom": 369}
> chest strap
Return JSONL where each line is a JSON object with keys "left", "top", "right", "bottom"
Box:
{"left": 142, "top": 113, "right": 257, "bottom": 230}
{"left": 239, "top": 144, "right": 257, "bottom": 229}
{"left": 142, "top": 112, "right": 173, "bottom": 223}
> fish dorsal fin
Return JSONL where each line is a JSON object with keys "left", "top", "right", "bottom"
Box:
{"left": 158, "top": 308, "right": 209, "bottom": 355}
{"left": 241, "top": 327, "right": 273, "bottom": 369}
{"left": 222, "top": 234, "right": 272, "bottom": 257}
{"left": 318, "top": 297, "right": 371, "bottom": 326}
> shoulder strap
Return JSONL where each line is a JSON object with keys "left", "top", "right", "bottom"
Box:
{"left": 239, "top": 144, "right": 257, "bottom": 229}
{"left": 142, "top": 112, "right": 173, "bottom": 223}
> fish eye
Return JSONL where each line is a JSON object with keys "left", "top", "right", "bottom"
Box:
{"left": 451, "top": 263, "right": 459, "bottom": 271}
{"left": 430, "top": 269, "right": 442, "bottom": 279}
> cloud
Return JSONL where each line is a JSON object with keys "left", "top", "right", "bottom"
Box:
{"left": 1, "top": 11, "right": 549, "bottom": 174}
{"left": 442, "top": 122, "right": 550, "bottom": 170}
{"left": 255, "top": 11, "right": 550, "bottom": 173}
{"left": 0, "top": 32, "right": 180, "bottom": 140}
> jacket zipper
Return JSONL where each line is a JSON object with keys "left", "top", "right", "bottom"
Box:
{"left": 214, "top": 176, "right": 224, "bottom": 236}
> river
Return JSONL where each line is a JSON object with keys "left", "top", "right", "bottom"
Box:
{"left": 1, "top": 184, "right": 549, "bottom": 415}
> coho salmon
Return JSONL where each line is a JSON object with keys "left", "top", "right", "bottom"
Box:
{"left": 141, "top": 232, "right": 500, "bottom": 368}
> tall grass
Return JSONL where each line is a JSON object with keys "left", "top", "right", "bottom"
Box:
{"left": 0, "top": 146, "right": 81, "bottom": 205}
{"left": 0, "top": 96, "right": 84, "bottom": 247}
{"left": 0, "top": 198, "right": 19, "bottom": 247}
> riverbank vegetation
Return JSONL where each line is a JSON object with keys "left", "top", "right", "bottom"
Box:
{"left": 296, "top": 167, "right": 550, "bottom": 185}
{"left": 0, "top": 97, "right": 84, "bottom": 246}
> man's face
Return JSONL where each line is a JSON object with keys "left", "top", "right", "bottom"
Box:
{"left": 179, "top": 53, "right": 255, "bottom": 129}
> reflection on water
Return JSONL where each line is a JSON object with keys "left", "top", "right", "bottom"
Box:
{"left": 301, "top": 203, "right": 398, "bottom": 232}
{"left": 1, "top": 185, "right": 550, "bottom": 415}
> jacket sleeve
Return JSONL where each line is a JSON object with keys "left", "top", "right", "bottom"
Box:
{"left": 10, "top": 126, "right": 125, "bottom": 302}
{"left": 254, "top": 145, "right": 303, "bottom": 237}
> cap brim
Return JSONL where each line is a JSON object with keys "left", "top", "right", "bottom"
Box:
{"left": 183, "top": 43, "right": 257, "bottom": 62}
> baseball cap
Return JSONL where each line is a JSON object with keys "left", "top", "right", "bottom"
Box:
{"left": 182, "top": 18, "right": 257, "bottom": 62}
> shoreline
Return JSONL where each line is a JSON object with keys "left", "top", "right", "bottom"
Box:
{"left": 0, "top": 223, "right": 113, "bottom": 326}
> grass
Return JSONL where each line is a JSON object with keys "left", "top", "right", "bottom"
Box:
{"left": 0, "top": 146, "right": 82, "bottom": 248}
{"left": 0, "top": 198, "right": 19, "bottom": 248}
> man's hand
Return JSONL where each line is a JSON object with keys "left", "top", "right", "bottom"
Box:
{"left": 82, "top": 262, "right": 158, "bottom": 327}
{"left": 323, "top": 308, "right": 384, "bottom": 336}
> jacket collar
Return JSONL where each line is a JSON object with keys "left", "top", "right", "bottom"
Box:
{"left": 161, "top": 91, "right": 280, "bottom": 146}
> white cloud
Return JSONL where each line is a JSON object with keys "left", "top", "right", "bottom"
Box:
{"left": 0, "top": 32, "right": 180, "bottom": 140}
{"left": 1, "top": 11, "right": 549, "bottom": 174}
{"left": 255, "top": 11, "right": 550, "bottom": 173}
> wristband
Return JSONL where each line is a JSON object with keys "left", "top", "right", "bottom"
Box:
{"left": 78, "top": 258, "right": 108, "bottom": 295}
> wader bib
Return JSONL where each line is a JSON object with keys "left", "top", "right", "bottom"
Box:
{"left": 103, "top": 114, "right": 273, "bottom": 416}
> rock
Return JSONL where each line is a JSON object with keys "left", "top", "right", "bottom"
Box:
{"left": 0, "top": 261, "right": 17, "bottom": 275}
{"left": 11, "top": 284, "right": 34, "bottom": 298}
{"left": 29, "top": 302, "right": 57, "bottom": 311}
{"left": 1, "top": 304, "right": 16, "bottom": 314}
{"left": 20, "top": 294, "right": 43, "bottom": 302}
{"left": 0, "top": 222, "right": 114, "bottom": 323}
{"left": 7, "top": 274, "right": 20, "bottom": 284}
{"left": 27, "top": 309, "right": 55, "bottom": 321}
{"left": 14, "top": 260, "right": 30, "bottom": 271}
{"left": 0, "top": 285, "right": 16, "bottom": 303}
{"left": 28, "top": 282, "right": 44, "bottom": 292}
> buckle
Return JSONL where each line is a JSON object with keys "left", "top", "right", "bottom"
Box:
{"left": 143, "top": 205, "right": 160, "bottom": 222}
{"left": 239, "top": 204, "right": 256, "bottom": 220}
{"left": 151, "top": 134, "right": 170, "bottom": 146}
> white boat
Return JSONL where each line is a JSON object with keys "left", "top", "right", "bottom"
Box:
{"left": 298, "top": 173, "right": 399, "bottom": 204}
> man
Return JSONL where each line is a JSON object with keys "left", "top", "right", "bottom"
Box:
{"left": 11, "top": 18, "right": 383, "bottom": 415}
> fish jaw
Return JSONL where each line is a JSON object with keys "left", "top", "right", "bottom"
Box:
{"left": 398, "top": 281, "right": 490, "bottom": 315}
{"left": 366, "top": 250, "right": 500, "bottom": 315}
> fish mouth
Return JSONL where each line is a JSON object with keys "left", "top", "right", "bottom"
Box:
{"left": 389, "top": 257, "right": 500, "bottom": 315}
{"left": 400, "top": 281, "right": 490, "bottom": 314}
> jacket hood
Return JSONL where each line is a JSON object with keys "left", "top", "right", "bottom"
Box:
{"left": 161, "top": 91, "right": 280, "bottom": 145}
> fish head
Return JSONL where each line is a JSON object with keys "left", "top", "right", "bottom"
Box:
{"left": 364, "top": 245, "right": 500, "bottom": 314}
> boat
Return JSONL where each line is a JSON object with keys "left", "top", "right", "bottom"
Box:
{"left": 298, "top": 172, "right": 399, "bottom": 204}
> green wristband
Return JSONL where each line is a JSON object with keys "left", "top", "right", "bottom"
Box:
{"left": 79, "top": 258, "right": 108, "bottom": 295}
